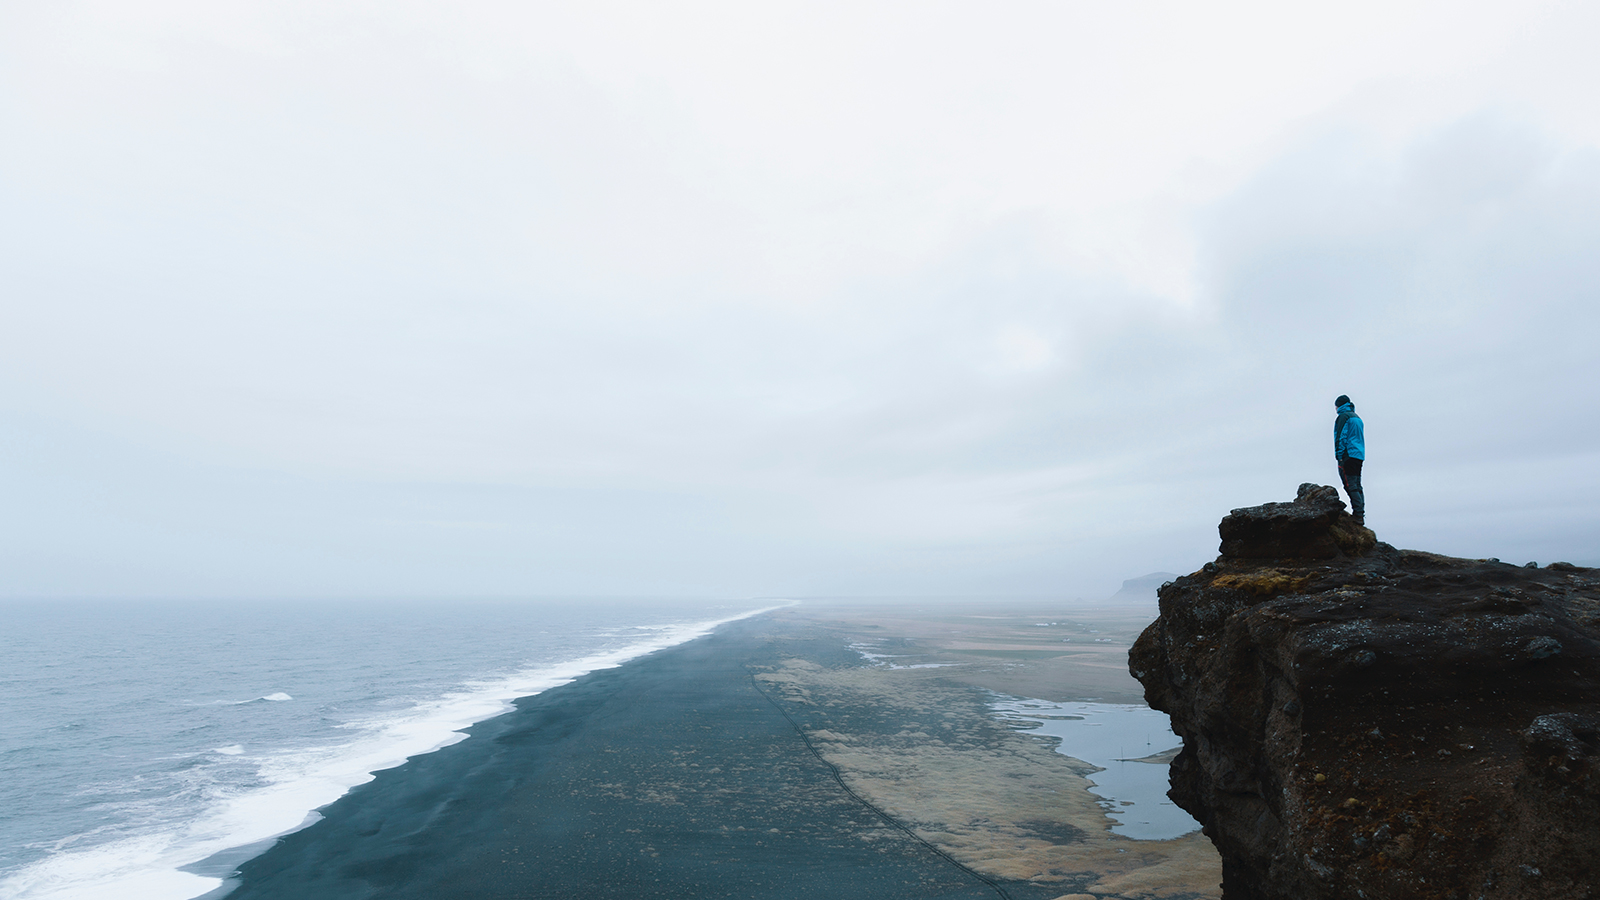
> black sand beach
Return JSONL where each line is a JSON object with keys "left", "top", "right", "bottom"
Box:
{"left": 228, "top": 608, "right": 1219, "bottom": 900}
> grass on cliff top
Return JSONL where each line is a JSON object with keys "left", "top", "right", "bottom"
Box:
{"left": 1210, "top": 570, "right": 1311, "bottom": 598}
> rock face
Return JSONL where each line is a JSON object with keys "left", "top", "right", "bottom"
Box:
{"left": 1130, "top": 484, "right": 1600, "bottom": 900}
{"left": 1216, "top": 483, "right": 1375, "bottom": 560}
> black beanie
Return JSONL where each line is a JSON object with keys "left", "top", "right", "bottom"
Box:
{"left": 1335, "top": 394, "right": 1351, "bottom": 408}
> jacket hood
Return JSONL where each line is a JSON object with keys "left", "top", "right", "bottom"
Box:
{"left": 1338, "top": 402, "right": 1356, "bottom": 415}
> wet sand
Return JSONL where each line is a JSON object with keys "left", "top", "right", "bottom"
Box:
{"left": 227, "top": 603, "right": 1219, "bottom": 900}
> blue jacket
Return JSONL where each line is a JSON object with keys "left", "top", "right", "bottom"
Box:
{"left": 1335, "top": 402, "right": 1365, "bottom": 461}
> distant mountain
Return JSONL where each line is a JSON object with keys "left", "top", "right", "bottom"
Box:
{"left": 1109, "top": 572, "right": 1181, "bottom": 602}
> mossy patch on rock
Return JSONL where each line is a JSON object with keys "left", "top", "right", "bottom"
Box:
{"left": 1210, "top": 570, "right": 1311, "bottom": 598}
{"left": 1329, "top": 517, "right": 1377, "bottom": 556}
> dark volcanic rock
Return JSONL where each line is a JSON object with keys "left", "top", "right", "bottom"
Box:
{"left": 1218, "top": 483, "right": 1375, "bottom": 560}
{"left": 1131, "top": 486, "right": 1600, "bottom": 900}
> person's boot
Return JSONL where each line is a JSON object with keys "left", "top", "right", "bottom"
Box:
{"left": 1354, "top": 514, "right": 1365, "bottom": 528}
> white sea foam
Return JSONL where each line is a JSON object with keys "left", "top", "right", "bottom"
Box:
{"left": 0, "top": 603, "right": 788, "bottom": 900}
{"left": 204, "top": 693, "right": 293, "bottom": 707}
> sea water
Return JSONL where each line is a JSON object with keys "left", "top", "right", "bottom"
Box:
{"left": 0, "top": 597, "right": 780, "bottom": 900}
{"left": 991, "top": 698, "right": 1200, "bottom": 840}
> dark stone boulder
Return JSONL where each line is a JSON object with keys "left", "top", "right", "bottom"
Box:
{"left": 1217, "top": 483, "right": 1375, "bottom": 560}
{"left": 1130, "top": 487, "right": 1600, "bottom": 900}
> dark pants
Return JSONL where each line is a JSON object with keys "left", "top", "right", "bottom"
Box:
{"left": 1338, "top": 458, "right": 1365, "bottom": 521}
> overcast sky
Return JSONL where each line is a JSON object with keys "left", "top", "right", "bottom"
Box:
{"left": 3, "top": 1, "right": 1598, "bottom": 600}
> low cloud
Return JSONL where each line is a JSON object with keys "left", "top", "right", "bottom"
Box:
{"left": 2, "top": 7, "right": 1598, "bottom": 598}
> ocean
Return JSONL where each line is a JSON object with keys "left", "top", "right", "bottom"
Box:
{"left": 0, "top": 597, "right": 781, "bottom": 900}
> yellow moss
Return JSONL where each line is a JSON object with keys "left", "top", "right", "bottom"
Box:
{"left": 1210, "top": 570, "right": 1311, "bottom": 598}
{"left": 1330, "top": 518, "right": 1377, "bottom": 556}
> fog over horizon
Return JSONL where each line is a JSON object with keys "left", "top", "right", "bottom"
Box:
{"left": 3, "top": 1, "right": 1598, "bottom": 601}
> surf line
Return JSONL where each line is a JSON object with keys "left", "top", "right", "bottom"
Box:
{"left": 748, "top": 673, "right": 1015, "bottom": 900}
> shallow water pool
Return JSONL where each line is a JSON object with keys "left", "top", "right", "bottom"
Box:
{"left": 990, "top": 697, "right": 1199, "bottom": 840}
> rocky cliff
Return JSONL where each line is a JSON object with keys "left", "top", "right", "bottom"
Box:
{"left": 1130, "top": 484, "right": 1600, "bottom": 900}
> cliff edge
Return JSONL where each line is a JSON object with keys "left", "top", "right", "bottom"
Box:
{"left": 1130, "top": 484, "right": 1600, "bottom": 900}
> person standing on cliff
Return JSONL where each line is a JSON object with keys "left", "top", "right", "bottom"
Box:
{"left": 1334, "top": 394, "right": 1366, "bottom": 526}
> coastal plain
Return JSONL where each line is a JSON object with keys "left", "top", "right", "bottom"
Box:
{"left": 229, "top": 602, "right": 1220, "bottom": 900}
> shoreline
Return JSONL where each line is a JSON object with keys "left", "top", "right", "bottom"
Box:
{"left": 0, "top": 602, "right": 783, "bottom": 900}
{"left": 225, "top": 605, "right": 1220, "bottom": 899}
